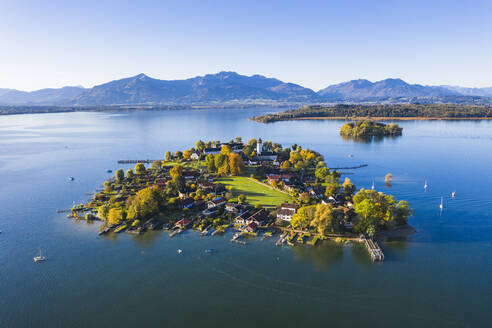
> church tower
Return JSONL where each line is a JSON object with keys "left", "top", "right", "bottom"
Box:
{"left": 256, "top": 138, "right": 262, "bottom": 155}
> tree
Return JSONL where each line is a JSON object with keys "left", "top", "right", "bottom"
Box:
{"left": 214, "top": 154, "right": 228, "bottom": 171}
{"left": 97, "top": 204, "right": 110, "bottom": 220}
{"left": 205, "top": 154, "right": 215, "bottom": 172}
{"left": 235, "top": 136, "right": 242, "bottom": 143}
{"left": 291, "top": 205, "right": 316, "bottom": 230}
{"left": 107, "top": 208, "right": 124, "bottom": 225}
{"left": 395, "top": 200, "right": 413, "bottom": 225}
{"left": 315, "top": 167, "right": 329, "bottom": 181}
{"left": 228, "top": 153, "right": 245, "bottom": 176}
{"left": 126, "top": 186, "right": 161, "bottom": 220}
{"left": 242, "top": 145, "right": 254, "bottom": 158}
{"left": 126, "top": 168, "right": 134, "bottom": 178}
{"left": 195, "top": 140, "right": 205, "bottom": 153}
{"left": 281, "top": 161, "right": 291, "bottom": 171}
{"left": 175, "top": 151, "right": 183, "bottom": 159}
{"left": 164, "top": 151, "right": 172, "bottom": 161}
{"left": 238, "top": 194, "right": 246, "bottom": 204}
{"left": 342, "top": 177, "right": 356, "bottom": 196}
{"left": 170, "top": 165, "right": 185, "bottom": 192}
{"left": 115, "top": 169, "right": 124, "bottom": 182}
{"left": 385, "top": 173, "right": 392, "bottom": 183}
{"left": 324, "top": 183, "right": 340, "bottom": 197}
{"left": 135, "top": 163, "right": 146, "bottom": 175}
{"left": 151, "top": 160, "right": 161, "bottom": 169}
{"left": 221, "top": 145, "right": 231, "bottom": 155}
{"left": 299, "top": 192, "right": 311, "bottom": 204}
{"left": 310, "top": 203, "right": 333, "bottom": 236}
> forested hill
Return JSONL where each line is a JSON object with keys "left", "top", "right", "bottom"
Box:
{"left": 250, "top": 104, "right": 492, "bottom": 123}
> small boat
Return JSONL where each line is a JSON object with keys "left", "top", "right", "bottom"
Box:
{"left": 424, "top": 180, "right": 428, "bottom": 190}
{"left": 107, "top": 169, "right": 112, "bottom": 173}
{"left": 34, "top": 249, "right": 46, "bottom": 262}
{"left": 348, "top": 154, "right": 354, "bottom": 158}
{"left": 440, "top": 196, "right": 443, "bottom": 210}
{"left": 68, "top": 176, "right": 74, "bottom": 181}
{"left": 452, "top": 191, "right": 456, "bottom": 198}
{"left": 204, "top": 249, "right": 216, "bottom": 253}
{"left": 177, "top": 249, "right": 183, "bottom": 254}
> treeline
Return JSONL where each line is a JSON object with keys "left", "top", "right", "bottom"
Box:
{"left": 251, "top": 104, "right": 492, "bottom": 123}
{"left": 340, "top": 121, "right": 403, "bottom": 137}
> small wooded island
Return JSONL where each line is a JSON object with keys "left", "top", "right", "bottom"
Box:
{"left": 69, "top": 137, "right": 413, "bottom": 259}
{"left": 340, "top": 121, "right": 403, "bottom": 138}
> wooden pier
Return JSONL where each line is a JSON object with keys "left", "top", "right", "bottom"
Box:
{"left": 363, "top": 237, "right": 384, "bottom": 261}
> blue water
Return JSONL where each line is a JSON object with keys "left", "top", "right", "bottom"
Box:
{"left": 1, "top": 109, "right": 491, "bottom": 327}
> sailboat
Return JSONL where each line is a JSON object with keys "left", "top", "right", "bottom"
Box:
{"left": 371, "top": 179, "right": 375, "bottom": 190}
{"left": 424, "top": 180, "right": 428, "bottom": 190}
{"left": 452, "top": 191, "right": 456, "bottom": 198}
{"left": 34, "top": 249, "right": 46, "bottom": 262}
{"left": 439, "top": 197, "right": 443, "bottom": 210}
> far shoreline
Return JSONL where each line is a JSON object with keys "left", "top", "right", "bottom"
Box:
{"left": 272, "top": 116, "right": 492, "bottom": 121}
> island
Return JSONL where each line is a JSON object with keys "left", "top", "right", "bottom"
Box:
{"left": 340, "top": 120, "right": 403, "bottom": 138}
{"left": 250, "top": 104, "right": 492, "bottom": 123}
{"left": 69, "top": 137, "right": 413, "bottom": 260}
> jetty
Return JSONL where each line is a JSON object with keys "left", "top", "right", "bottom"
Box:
{"left": 363, "top": 236, "right": 384, "bottom": 261}
{"left": 170, "top": 229, "right": 182, "bottom": 238}
{"left": 328, "top": 164, "right": 368, "bottom": 170}
{"left": 275, "top": 232, "right": 288, "bottom": 246}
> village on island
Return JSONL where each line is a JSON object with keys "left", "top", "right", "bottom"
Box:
{"left": 68, "top": 137, "right": 413, "bottom": 261}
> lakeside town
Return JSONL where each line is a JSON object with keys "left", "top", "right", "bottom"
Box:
{"left": 69, "top": 137, "right": 413, "bottom": 260}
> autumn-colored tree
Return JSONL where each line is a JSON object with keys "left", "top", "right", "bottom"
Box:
{"left": 183, "top": 150, "right": 191, "bottom": 160}
{"left": 342, "top": 177, "right": 356, "bottom": 196}
{"left": 135, "top": 163, "right": 146, "bottom": 175}
{"left": 164, "top": 151, "right": 172, "bottom": 161}
{"left": 115, "top": 169, "right": 124, "bottom": 182}
{"left": 228, "top": 153, "right": 245, "bottom": 176}
{"left": 291, "top": 205, "right": 316, "bottom": 230}
{"left": 221, "top": 145, "right": 231, "bottom": 155}
{"left": 324, "top": 183, "right": 340, "bottom": 197}
{"left": 126, "top": 168, "right": 134, "bottom": 178}
{"left": 310, "top": 203, "right": 333, "bottom": 236}
{"left": 281, "top": 161, "right": 291, "bottom": 171}
{"left": 126, "top": 186, "right": 161, "bottom": 220}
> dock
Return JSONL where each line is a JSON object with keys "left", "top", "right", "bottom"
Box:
{"left": 170, "top": 229, "right": 182, "bottom": 238}
{"left": 275, "top": 232, "right": 288, "bottom": 246}
{"left": 363, "top": 237, "right": 384, "bottom": 261}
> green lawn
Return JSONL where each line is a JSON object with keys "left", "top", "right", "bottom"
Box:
{"left": 216, "top": 176, "right": 293, "bottom": 207}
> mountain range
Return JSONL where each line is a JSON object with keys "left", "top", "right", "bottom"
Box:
{"left": 1, "top": 72, "right": 491, "bottom": 106}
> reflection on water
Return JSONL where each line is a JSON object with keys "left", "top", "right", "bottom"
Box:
{"left": 340, "top": 134, "right": 402, "bottom": 143}
{"left": 291, "top": 241, "right": 344, "bottom": 269}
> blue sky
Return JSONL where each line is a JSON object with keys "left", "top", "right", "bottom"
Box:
{"left": 1, "top": 0, "right": 491, "bottom": 91}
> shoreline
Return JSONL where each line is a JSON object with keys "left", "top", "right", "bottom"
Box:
{"left": 375, "top": 225, "right": 417, "bottom": 240}
{"left": 256, "top": 116, "right": 492, "bottom": 122}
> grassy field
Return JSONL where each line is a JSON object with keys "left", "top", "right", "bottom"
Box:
{"left": 216, "top": 176, "right": 292, "bottom": 207}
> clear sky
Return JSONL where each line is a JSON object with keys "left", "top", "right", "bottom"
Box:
{"left": 1, "top": 0, "right": 491, "bottom": 91}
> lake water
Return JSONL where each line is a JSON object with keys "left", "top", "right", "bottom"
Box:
{"left": 1, "top": 108, "right": 491, "bottom": 327}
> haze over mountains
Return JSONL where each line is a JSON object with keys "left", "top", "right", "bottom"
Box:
{"left": 1, "top": 72, "right": 491, "bottom": 106}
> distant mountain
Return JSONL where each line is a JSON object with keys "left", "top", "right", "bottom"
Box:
{"left": 71, "top": 72, "right": 317, "bottom": 105}
{"left": 1, "top": 73, "right": 491, "bottom": 106}
{"left": 438, "top": 85, "right": 492, "bottom": 98}
{"left": 318, "top": 78, "right": 457, "bottom": 100}
{"left": 0, "top": 86, "right": 86, "bottom": 105}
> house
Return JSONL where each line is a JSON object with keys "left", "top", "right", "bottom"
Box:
{"left": 190, "top": 152, "right": 200, "bottom": 160}
{"left": 257, "top": 152, "right": 278, "bottom": 162}
{"left": 266, "top": 173, "right": 294, "bottom": 183}
{"left": 243, "top": 221, "right": 258, "bottom": 232}
{"left": 198, "top": 181, "right": 215, "bottom": 191}
{"left": 225, "top": 202, "right": 248, "bottom": 214}
{"left": 175, "top": 218, "right": 191, "bottom": 229}
{"left": 207, "top": 197, "right": 227, "bottom": 209}
{"left": 276, "top": 203, "right": 298, "bottom": 221}
{"left": 236, "top": 208, "right": 269, "bottom": 226}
